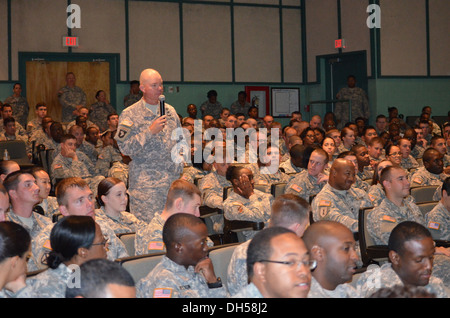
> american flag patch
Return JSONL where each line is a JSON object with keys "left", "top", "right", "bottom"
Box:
{"left": 153, "top": 288, "right": 172, "bottom": 298}
{"left": 427, "top": 221, "right": 440, "bottom": 230}
{"left": 148, "top": 241, "right": 164, "bottom": 250}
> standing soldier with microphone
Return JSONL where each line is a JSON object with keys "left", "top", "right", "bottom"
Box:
{"left": 115, "top": 68, "right": 186, "bottom": 223}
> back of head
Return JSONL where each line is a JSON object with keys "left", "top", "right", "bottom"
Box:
{"left": 65, "top": 259, "right": 135, "bottom": 298}
{"left": 388, "top": 221, "right": 432, "bottom": 256}
{"left": 45, "top": 215, "right": 96, "bottom": 269}
{"left": 270, "top": 194, "right": 310, "bottom": 228}
{"left": 162, "top": 213, "right": 204, "bottom": 251}
{"left": 302, "top": 220, "right": 348, "bottom": 250}
{"left": 442, "top": 177, "right": 450, "bottom": 197}
{"left": 246, "top": 227, "right": 295, "bottom": 279}
{"left": 0, "top": 221, "right": 31, "bottom": 263}
{"left": 165, "top": 179, "right": 201, "bottom": 210}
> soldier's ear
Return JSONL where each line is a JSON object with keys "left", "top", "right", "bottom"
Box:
{"left": 310, "top": 245, "right": 323, "bottom": 262}
{"left": 174, "top": 242, "right": 183, "bottom": 254}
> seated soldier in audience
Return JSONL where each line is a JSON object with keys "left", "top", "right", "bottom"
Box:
{"left": 356, "top": 221, "right": 447, "bottom": 298}
{"left": 31, "top": 167, "right": 59, "bottom": 219}
{"left": 198, "top": 143, "right": 231, "bottom": 234}
{"left": 311, "top": 158, "right": 372, "bottom": 233}
{"left": 32, "top": 177, "right": 128, "bottom": 270}
{"left": 96, "top": 130, "right": 129, "bottom": 185}
{"left": 279, "top": 135, "right": 302, "bottom": 165}
{"left": 409, "top": 148, "right": 446, "bottom": 201}
{"left": 337, "top": 127, "right": 355, "bottom": 154}
{"left": 404, "top": 128, "right": 423, "bottom": 160}
{"left": 425, "top": 177, "right": 450, "bottom": 241}
{"left": 0, "top": 160, "right": 20, "bottom": 183}
{"left": 359, "top": 125, "right": 378, "bottom": 148}
{"left": 430, "top": 136, "right": 450, "bottom": 173}
{"left": 337, "top": 151, "right": 370, "bottom": 192}
{"left": 26, "top": 215, "right": 108, "bottom": 298}
{"left": 180, "top": 136, "right": 209, "bottom": 184}
{"left": 26, "top": 102, "right": 48, "bottom": 137}
{"left": 65, "top": 258, "right": 136, "bottom": 298}
{"left": 69, "top": 124, "right": 99, "bottom": 164}
{"left": 285, "top": 147, "right": 328, "bottom": 201}
{"left": 352, "top": 144, "right": 373, "bottom": 181}
{"left": 227, "top": 194, "right": 311, "bottom": 296}
{"left": 89, "top": 90, "right": 116, "bottom": 132}
{"left": 30, "top": 116, "right": 53, "bottom": 149}
{"left": 66, "top": 107, "right": 99, "bottom": 132}
{"left": 388, "top": 122, "right": 401, "bottom": 145}
{"left": 95, "top": 177, "right": 147, "bottom": 235}
{"left": 386, "top": 144, "right": 402, "bottom": 168}
{"left": 367, "top": 137, "right": 385, "bottom": 167}
{"left": 279, "top": 127, "right": 298, "bottom": 157}
{"left": 321, "top": 136, "right": 337, "bottom": 167}
{"left": 413, "top": 127, "right": 428, "bottom": 158}
{"left": 367, "top": 160, "right": 393, "bottom": 207}
{"left": 0, "top": 117, "right": 31, "bottom": 158}
{"left": 223, "top": 165, "right": 273, "bottom": 241}
{"left": 375, "top": 114, "right": 388, "bottom": 136}
{"left": 0, "top": 104, "right": 26, "bottom": 137}
{"left": 302, "top": 221, "right": 360, "bottom": 298}
{"left": 367, "top": 166, "right": 426, "bottom": 246}
{"left": 136, "top": 213, "right": 227, "bottom": 298}
{"left": 106, "top": 112, "right": 119, "bottom": 133}
{"left": 85, "top": 126, "right": 103, "bottom": 154}
{"left": 398, "top": 138, "right": 420, "bottom": 171}
{"left": 418, "top": 118, "right": 433, "bottom": 144}
{"left": 51, "top": 134, "right": 104, "bottom": 196}
{"left": 42, "top": 121, "right": 64, "bottom": 161}
{"left": 250, "top": 143, "right": 291, "bottom": 194}
{"left": 3, "top": 171, "right": 52, "bottom": 271}
{"left": 233, "top": 227, "right": 312, "bottom": 298}
{"left": 326, "top": 129, "right": 342, "bottom": 157}
{"left": 135, "top": 179, "right": 210, "bottom": 255}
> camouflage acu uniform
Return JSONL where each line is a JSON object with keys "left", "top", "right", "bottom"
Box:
{"left": 26, "top": 118, "right": 42, "bottom": 137}
{"left": 284, "top": 170, "right": 327, "bottom": 201}
{"left": 96, "top": 145, "right": 124, "bottom": 175}
{"left": 0, "top": 121, "right": 27, "bottom": 137}
{"left": 26, "top": 263, "right": 74, "bottom": 298}
{"left": 227, "top": 240, "right": 250, "bottom": 296}
{"left": 401, "top": 155, "right": 420, "bottom": 170}
{"left": 367, "top": 198, "right": 425, "bottom": 245}
{"left": 200, "top": 101, "right": 223, "bottom": 119}
{"left": 223, "top": 189, "right": 273, "bottom": 241}
{"left": 357, "top": 166, "right": 373, "bottom": 182}
{"left": 425, "top": 202, "right": 450, "bottom": 241}
{"left": 411, "top": 145, "right": 425, "bottom": 159}
{"left": 77, "top": 140, "right": 99, "bottom": 164}
{"left": 136, "top": 255, "right": 228, "bottom": 298}
{"left": 355, "top": 263, "right": 448, "bottom": 298}
{"left": 180, "top": 165, "right": 208, "bottom": 184}
{"left": 51, "top": 150, "right": 104, "bottom": 197}
{"left": 335, "top": 87, "right": 370, "bottom": 128}
{"left": 3, "top": 95, "right": 29, "bottom": 128}
{"left": 89, "top": 101, "right": 116, "bottom": 132}
{"left": 58, "top": 86, "right": 87, "bottom": 123}
{"left": 123, "top": 93, "right": 142, "bottom": 108}
{"left": 37, "top": 196, "right": 60, "bottom": 219}
{"left": 198, "top": 168, "right": 231, "bottom": 233}
{"left": 232, "top": 283, "right": 263, "bottom": 298}
{"left": 114, "top": 100, "right": 185, "bottom": 223}
{"left": 95, "top": 206, "right": 147, "bottom": 235}
{"left": 230, "top": 100, "right": 251, "bottom": 116}
{"left": 409, "top": 167, "right": 444, "bottom": 200}
{"left": 5, "top": 210, "right": 52, "bottom": 271}
{"left": 32, "top": 217, "right": 129, "bottom": 271}
{"left": 311, "top": 183, "right": 372, "bottom": 232}
{"left": 279, "top": 158, "right": 303, "bottom": 174}
{"left": 308, "top": 276, "right": 359, "bottom": 298}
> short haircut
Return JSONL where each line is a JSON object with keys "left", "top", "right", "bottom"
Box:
{"left": 3, "top": 116, "right": 15, "bottom": 127}
{"left": 107, "top": 112, "right": 119, "bottom": 121}
{"left": 65, "top": 259, "right": 135, "bottom": 298}
{"left": 270, "top": 194, "right": 310, "bottom": 228}
{"left": 0, "top": 160, "right": 19, "bottom": 176}
{"left": 379, "top": 165, "right": 402, "bottom": 187}
{"left": 430, "top": 135, "right": 445, "bottom": 147}
{"left": 56, "top": 177, "right": 89, "bottom": 206}
{"left": 310, "top": 147, "right": 329, "bottom": 164}
{"left": 351, "top": 144, "right": 366, "bottom": 154}
{"left": 0, "top": 221, "right": 31, "bottom": 263}
{"left": 3, "top": 170, "right": 33, "bottom": 193}
{"left": 226, "top": 165, "right": 248, "bottom": 182}
{"left": 60, "top": 133, "right": 77, "bottom": 144}
{"left": 422, "top": 148, "right": 440, "bottom": 164}
{"left": 164, "top": 179, "right": 201, "bottom": 210}
{"left": 442, "top": 177, "right": 450, "bottom": 196}
{"left": 368, "top": 137, "right": 383, "bottom": 147}
{"left": 388, "top": 221, "right": 432, "bottom": 256}
{"left": 162, "top": 213, "right": 204, "bottom": 250}
{"left": 337, "top": 150, "right": 356, "bottom": 159}
{"left": 35, "top": 102, "right": 47, "bottom": 110}
{"left": 246, "top": 227, "right": 294, "bottom": 278}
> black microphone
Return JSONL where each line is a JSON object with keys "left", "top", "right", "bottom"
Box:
{"left": 159, "top": 95, "right": 165, "bottom": 116}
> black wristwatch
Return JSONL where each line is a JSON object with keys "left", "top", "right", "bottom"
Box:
{"left": 207, "top": 277, "right": 223, "bottom": 289}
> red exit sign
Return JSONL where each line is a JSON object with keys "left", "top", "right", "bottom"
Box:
{"left": 62, "top": 36, "right": 79, "bottom": 47}
{"left": 335, "top": 39, "right": 346, "bottom": 49}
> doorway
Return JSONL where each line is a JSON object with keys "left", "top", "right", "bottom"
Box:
{"left": 19, "top": 53, "right": 119, "bottom": 123}
{"left": 320, "top": 51, "right": 368, "bottom": 115}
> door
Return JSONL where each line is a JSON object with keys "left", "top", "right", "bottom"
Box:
{"left": 323, "top": 51, "right": 368, "bottom": 115}
{"left": 25, "top": 61, "right": 110, "bottom": 122}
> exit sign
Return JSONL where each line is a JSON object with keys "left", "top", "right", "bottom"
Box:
{"left": 63, "top": 36, "right": 79, "bottom": 47}
{"left": 335, "top": 39, "right": 346, "bottom": 49}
